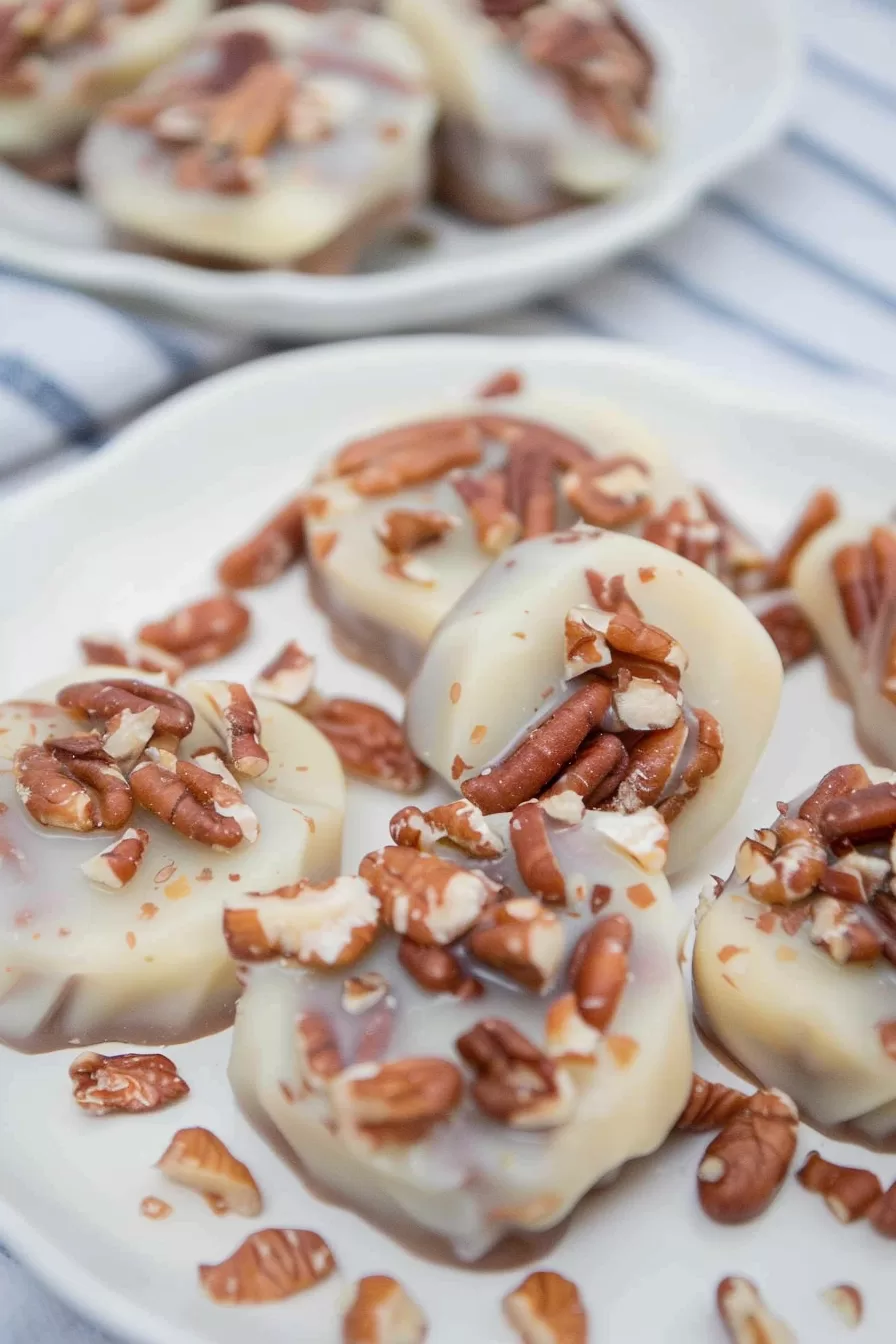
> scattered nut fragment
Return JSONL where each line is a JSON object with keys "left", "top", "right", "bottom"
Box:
{"left": 360, "top": 846, "right": 495, "bottom": 946}
{"left": 342, "top": 1275, "right": 427, "bottom": 1344}
{"left": 510, "top": 800, "right": 566, "bottom": 903}
{"left": 157, "top": 1127, "right": 261, "bottom": 1216}
{"left": 192, "top": 681, "right": 269, "bottom": 778}
{"left": 199, "top": 1228, "right": 335, "bottom": 1304}
{"left": 697, "top": 1089, "right": 798, "bottom": 1223}
{"left": 140, "top": 1196, "right": 173, "bottom": 1220}
{"left": 398, "top": 938, "right": 467, "bottom": 995}
{"left": 571, "top": 913, "right": 632, "bottom": 1031}
{"left": 389, "top": 799, "right": 505, "bottom": 860}
{"left": 478, "top": 368, "right": 523, "bottom": 398}
{"left": 139, "top": 594, "right": 250, "bottom": 667}
{"left": 743, "top": 818, "right": 827, "bottom": 905}
{"left": 809, "top": 897, "right": 883, "bottom": 964}
{"left": 716, "top": 1277, "right": 795, "bottom": 1344}
{"left": 503, "top": 1270, "right": 587, "bottom": 1344}
{"left": 80, "top": 826, "right": 150, "bottom": 889}
{"left": 544, "top": 994, "right": 599, "bottom": 1084}
{"left": 296, "top": 1012, "right": 343, "bottom": 1090}
{"left": 70, "top": 1051, "right": 189, "bottom": 1115}
{"left": 457, "top": 1019, "right": 574, "bottom": 1129}
{"left": 305, "top": 698, "right": 425, "bottom": 794}
{"left": 820, "top": 1284, "right": 863, "bottom": 1329}
{"left": 224, "top": 876, "right": 380, "bottom": 968}
{"left": 766, "top": 487, "right": 839, "bottom": 590}
{"left": 376, "top": 508, "right": 458, "bottom": 555}
{"left": 103, "top": 705, "right": 160, "bottom": 766}
{"left": 758, "top": 601, "right": 816, "bottom": 669}
{"left": 217, "top": 495, "right": 308, "bottom": 589}
{"left": 254, "top": 640, "right": 316, "bottom": 707}
{"left": 796, "top": 1150, "right": 882, "bottom": 1223}
{"left": 452, "top": 471, "right": 520, "bottom": 555}
{"left": 675, "top": 1075, "right": 750, "bottom": 1131}
{"left": 564, "top": 606, "right": 612, "bottom": 677}
{"left": 331, "top": 1058, "right": 464, "bottom": 1148}
{"left": 869, "top": 1178, "right": 896, "bottom": 1237}
{"left": 469, "top": 898, "right": 564, "bottom": 993}
{"left": 342, "top": 972, "right": 390, "bottom": 1016}
{"left": 14, "top": 740, "right": 133, "bottom": 832}
{"left": 79, "top": 635, "right": 184, "bottom": 681}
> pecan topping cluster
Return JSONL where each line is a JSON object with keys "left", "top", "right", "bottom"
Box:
{"left": 0, "top": 0, "right": 135, "bottom": 97}
{"left": 460, "top": 571, "right": 723, "bottom": 820}
{"left": 730, "top": 763, "right": 896, "bottom": 970}
{"left": 832, "top": 523, "right": 896, "bottom": 702}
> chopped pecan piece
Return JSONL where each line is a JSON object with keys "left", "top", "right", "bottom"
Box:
{"left": 80, "top": 826, "right": 150, "bottom": 889}
{"left": 870, "top": 1179, "right": 896, "bottom": 1237}
{"left": 342, "top": 1275, "right": 428, "bottom": 1344}
{"left": 809, "top": 897, "right": 883, "bottom": 963}
{"left": 342, "top": 972, "right": 390, "bottom": 1016}
{"left": 833, "top": 542, "right": 880, "bottom": 642}
{"left": 398, "top": 937, "right": 470, "bottom": 995}
{"left": 676, "top": 1075, "right": 750, "bottom": 1131}
{"left": 14, "top": 740, "right": 132, "bottom": 831}
{"left": 820, "top": 1285, "right": 863, "bottom": 1329}
{"left": 223, "top": 876, "right": 379, "bottom": 968}
{"left": 717, "top": 1278, "right": 795, "bottom": 1344}
{"left": 818, "top": 782, "right": 896, "bottom": 845}
{"left": 758, "top": 600, "right": 817, "bottom": 669}
{"left": 571, "top": 913, "right": 631, "bottom": 1031}
{"left": 79, "top": 635, "right": 184, "bottom": 681}
{"left": 608, "top": 717, "right": 688, "bottom": 814}
{"left": 544, "top": 993, "right": 599, "bottom": 1082}
{"left": 70, "top": 1051, "right": 189, "bottom": 1115}
{"left": 199, "top": 1228, "right": 335, "bottom": 1304}
{"left": 643, "top": 498, "right": 725, "bottom": 576}
{"left": 349, "top": 423, "right": 483, "bottom": 496}
{"left": 743, "top": 817, "right": 826, "bottom": 905}
{"left": 254, "top": 640, "right": 316, "bottom": 707}
{"left": 697, "top": 1089, "right": 798, "bottom": 1223}
{"left": 477, "top": 368, "right": 523, "bottom": 398}
{"left": 457, "top": 1019, "right": 574, "bottom": 1128}
{"left": 138, "top": 594, "right": 250, "bottom": 667}
{"left": 296, "top": 1012, "right": 343, "bottom": 1090}
{"left": 305, "top": 697, "right": 424, "bottom": 794}
{"left": 506, "top": 445, "right": 556, "bottom": 538}
{"left": 217, "top": 494, "right": 308, "bottom": 588}
{"left": 542, "top": 733, "right": 627, "bottom": 804}
{"left": 157, "top": 1127, "right": 261, "bottom": 1216}
{"left": 389, "top": 798, "right": 505, "bottom": 859}
{"left": 562, "top": 456, "right": 652, "bottom": 529}
{"left": 796, "top": 1150, "right": 882, "bottom": 1223}
{"left": 564, "top": 606, "right": 613, "bottom": 677}
{"left": 503, "top": 1270, "right": 587, "bottom": 1344}
{"left": 360, "top": 846, "right": 494, "bottom": 946}
{"left": 452, "top": 470, "right": 520, "bottom": 555}
{"left": 510, "top": 800, "right": 566, "bottom": 902}
{"left": 192, "top": 681, "right": 269, "bottom": 778}
{"left": 766, "top": 488, "right": 839, "bottom": 590}
{"left": 331, "top": 1058, "right": 463, "bottom": 1148}
{"left": 469, "top": 897, "right": 564, "bottom": 992}
{"left": 462, "top": 680, "right": 611, "bottom": 814}
{"left": 376, "top": 508, "right": 458, "bottom": 554}
{"left": 798, "top": 763, "right": 871, "bottom": 828}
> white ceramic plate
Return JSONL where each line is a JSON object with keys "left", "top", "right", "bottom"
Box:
{"left": 0, "top": 0, "right": 797, "bottom": 338}
{"left": 1, "top": 335, "right": 893, "bottom": 1344}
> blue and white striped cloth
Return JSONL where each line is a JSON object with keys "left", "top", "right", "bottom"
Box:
{"left": 2, "top": 0, "right": 896, "bottom": 1336}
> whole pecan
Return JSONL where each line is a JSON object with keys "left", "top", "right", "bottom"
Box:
{"left": 462, "top": 680, "right": 612, "bottom": 814}
{"left": 70, "top": 1050, "right": 189, "bottom": 1115}
{"left": 509, "top": 800, "right": 566, "bottom": 902}
{"left": 796, "top": 1150, "right": 882, "bottom": 1223}
{"left": 757, "top": 601, "right": 817, "bottom": 669}
{"left": 57, "top": 678, "right": 194, "bottom": 740}
{"left": 676, "top": 1075, "right": 750, "bottom": 1132}
{"left": 697, "top": 1089, "right": 798, "bottom": 1223}
{"left": 740, "top": 816, "right": 827, "bottom": 905}
{"left": 14, "top": 740, "right": 132, "bottom": 831}
{"left": 199, "top": 1229, "right": 335, "bottom": 1305}
{"left": 139, "top": 594, "right": 250, "bottom": 667}
{"left": 305, "top": 697, "right": 424, "bottom": 794}
{"left": 130, "top": 757, "right": 245, "bottom": 848}
{"left": 217, "top": 494, "right": 308, "bottom": 589}
{"left": 571, "top": 913, "right": 631, "bottom": 1031}
{"left": 456, "top": 1018, "right": 572, "bottom": 1128}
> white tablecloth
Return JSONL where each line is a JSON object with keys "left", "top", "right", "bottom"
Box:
{"left": 2, "top": 0, "right": 896, "bottom": 1337}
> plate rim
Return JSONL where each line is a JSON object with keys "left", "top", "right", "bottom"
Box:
{"left": 0, "top": 0, "right": 800, "bottom": 326}
{"left": 2, "top": 331, "right": 895, "bottom": 1344}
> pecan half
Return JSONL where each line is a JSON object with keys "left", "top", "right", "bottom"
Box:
{"left": 469, "top": 897, "right": 564, "bottom": 992}
{"left": 305, "top": 697, "right": 424, "bottom": 794}
{"left": 130, "top": 758, "right": 244, "bottom": 848}
{"left": 798, "top": 763, "right": 871, "bottom": 828}
{"left": 503, "top": 1270, "right": 587, "bottom": 1344}
{"left": 80, "top": 826, "right": 150, "bottom": 889}
{"left": 359, "top": 846, "right": 494, "bottom": 945}
{"left": 57, "top": 678, "right": 194, "bottom": 740}
{"left": 342, "top": 1275, "right": 427, "bottom": 1344}
{"left": 217, "top": 495, "right": 307, "bottom": 588}
{"left": 452, "top": 471, "right": 520, "bottom": 555}
{"left": 717, "top": 1278, "right": 795, "bottom": 1344}
{"left": 676, "top": 1075, "right": 750, "bottom": 1131}
{"left": 349, "top": 424, "right": 483, "bottom": 496}
{"left": 376, "top": 508, "right": 458, "bottom": 555}
{"left": 138, "top": 594, "right": 250, "bottom": 667}
{"left": 70, "top": 1051, "right": 189, "bottom": 1115}
{"left": 810, "top": 897, "right": 883, "bottom": 963}
{"left": 758, "top": 601, "right": 817, "bottom": 669}
{"left": 818, "top": 782, "right": 896, "bottom": 845}
{"left": 192, "top": 681, "right": 269, "bottom": 778}
{"left": 505, "top": 445, "right": 555, "bottom": 538}
{"left": 571, "top": 913, "right": 631, "bottom": 1031}
{"left": 457, "top": 1018, "right": 574, "bottom": 1128}
{"left": 796, "top": 1150, "right": 882, "bottom": 1223}
{"left": 398, "top": 938, "right": 469, "bottom": 995}
{"left": 14, "top": 740, "right": 132, "bottom": 831}
{"left": 389, "top": 799, "right": 505, "bottom": 860}
{"left": 253, "top": 640, "right": 316, "bottom": 707}
{"left": 331, "top": 1058, "right": 463, "bottom": 1147}
{"left": 510, "top": 800, "right": 566, "bottom": 902}
{"left": 562, "top": 457, "right": 652, "bottom": 529}
{"left": 462, "top": 681, "right": 612, "bottom": 814}
{"left": 332, "top": 417, "right": 478, "bottom": 478}
{"left": 199, "top": 1229, "right": 335, "bottom": 1304}
{"left": 223, "top": 876, "right": 379, "bottom": 968}
{"left": 766, "top": 489, "right": 839, "bottom": 590}
{"left": 542, "top": 733, "right": 627, "bottom": 804}
{"left": 697, "top": 1089, "right": 798, "bottom": 1223}
{"left": 157, "top": 1127, "right": 262, "bottom": 1216}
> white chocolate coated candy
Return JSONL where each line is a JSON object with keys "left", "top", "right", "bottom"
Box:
{"left": 0, "top": 666, "right": 344, "bottom": 1051}
{"left": 229, "top": 806, "right": 691, "bottom": 1261}
{"left": 79, "top": 5, "right": 437, "bottom": 267}
{"left": 305, "top": 393, "right": 688, "bottom": 688}
{"left": 405, "top": 529, "right": 782, "bottom": 873}
{"left": 693, "top": 771, "right": 896, "bottom": 1142}
{"left": 793, "top": 517, "right": 896, "bottom": 765}
{"left": 0, "top": 0, "right": 211, "bottom": 160}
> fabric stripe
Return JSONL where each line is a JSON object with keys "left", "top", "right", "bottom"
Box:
{"left": 809, "top": 48, "right": 896, "bottom": 113}
{"left": 0, "top": 354, "right": 99, "bottom": 441}
{"left": 787, "top": 130, "right": 896, "bottom": 214}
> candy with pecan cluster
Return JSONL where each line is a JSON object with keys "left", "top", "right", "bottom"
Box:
{"left": 0, "top": 663, "right": 345, "bottom": 1051}
{"left": 792, "top": 514, "right": 896, "bottom": 765}
{"left": 227, "top": 792, "right": 691, "bottom": 1260}
{"left": 228, "top": 391, "right": 685, "bottom": 687}
{"left": 78, "top": 4, "right": 437, "bottom": 269}
{"left": 386, "top": 0, "right": 657, "bottom": 224}
{"left": 405, "top": 527, "right": 782, "bottom": 873}
{"left": 0, "top": 0, "right": 212, "bottom": 181}
{"left": 694, "top": 764, "right": 896, "bottom": 1142}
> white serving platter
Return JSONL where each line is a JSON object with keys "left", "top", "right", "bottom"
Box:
{"left": 0, "top": 0, "right": 797, "bottom": 337}
{"left": 0, "top": 335, "right": 893, "bottom": 1344}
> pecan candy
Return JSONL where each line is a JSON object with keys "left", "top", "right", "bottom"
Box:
{"left": 406, "top": 528, "right": 780, "bottom": 873}
{"left": 694, "top": 763, "right": 896, "bottom": 1143}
